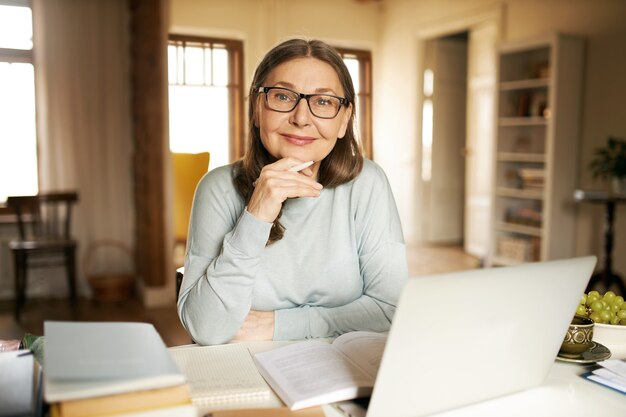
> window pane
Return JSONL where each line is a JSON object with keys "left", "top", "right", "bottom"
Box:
{"left": 168, "top": 85, "right": 230, "bottom": 170}
{"left": 0, "top": 62, "right": 38, "bottom": 202}
{"left": 421, "top": 99, "right": 433, "bottom": 182}
{"left": 212, "top": 47, "right": 228, "bottom": 86}
{"left": 184, "top": 44, "right": 205, "bottom": 85}
{"left": 344, "top": 58, "right": 360, "bottom": 94}
{"left": 424, "top": 68, "right": 434, "bottom": 97}
{"left": 167, "top": 44, "right": 178, "bottom": 84}
{"left": 0, "top": 5, "right": 32, "bottom": 50}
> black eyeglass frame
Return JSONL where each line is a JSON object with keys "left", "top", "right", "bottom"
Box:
{"left": 257, "top": 86, "right": 349, "bottom": 119}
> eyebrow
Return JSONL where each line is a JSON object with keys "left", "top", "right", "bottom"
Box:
{"left": 273, "top": 82, "right": 339, "bottom": 95}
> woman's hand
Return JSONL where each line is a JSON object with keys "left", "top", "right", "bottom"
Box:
{"left": 232, "top": 310, "right": 275, "bottom": 341}
{"left": 247, "top": 158, "right": 323, "bottom": 223}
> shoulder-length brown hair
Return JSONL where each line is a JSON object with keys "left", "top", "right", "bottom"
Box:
{"left": 233, "top": 38, "right": 363, "bottom": 243}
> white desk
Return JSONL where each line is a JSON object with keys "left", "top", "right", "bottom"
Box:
{"left": 179, "top": 340, "right": 625, "bottom": 417}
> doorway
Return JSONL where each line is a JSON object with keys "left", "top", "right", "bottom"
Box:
{"left": 417, "top": 11, "right": 500, "bottom": 262}
{"left": 421, "top": 32, "right": 468, "bottom": 245}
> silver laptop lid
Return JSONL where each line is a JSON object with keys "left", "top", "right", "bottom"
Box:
{"left": 367, "top": 256, "right": 596, "bottom": 417}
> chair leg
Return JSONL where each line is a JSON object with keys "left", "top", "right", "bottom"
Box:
{"left": 66, "top": 248, "right": 77, "bottom": 303}
{"left": 13, "top": 251, "right": 27, "bottom": 321}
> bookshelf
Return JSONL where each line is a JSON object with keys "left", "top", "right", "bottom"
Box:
{"left": 489, "top": 34, "right": 584, "bottom": 266}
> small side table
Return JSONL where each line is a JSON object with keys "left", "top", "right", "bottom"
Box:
{"left": 574, "top": 189, "right": 626, "bottom": 294}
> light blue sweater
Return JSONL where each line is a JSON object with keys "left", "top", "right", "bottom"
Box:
{"left": 177, "top": 159, "right": 408, "bottom": 345}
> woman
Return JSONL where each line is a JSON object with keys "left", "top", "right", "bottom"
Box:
{"left": 178, "top": 38, "right": 408, "bottom": 345}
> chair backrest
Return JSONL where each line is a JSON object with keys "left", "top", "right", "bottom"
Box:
{"left": 7, "top": 192, "right": 79, "bottom": 241}
{"left": 172, "top": 152, "right": 210, "bottom": 242}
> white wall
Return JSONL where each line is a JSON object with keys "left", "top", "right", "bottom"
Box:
{"left": 170, "top": 0, "right": 381, "bottom": 93}
{"left": 171, "top": 0, "right": 626, "bottom": 275}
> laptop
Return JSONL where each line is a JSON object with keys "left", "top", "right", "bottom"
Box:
{"left": 361, "top": 256, "right": 596, "bottom": 417}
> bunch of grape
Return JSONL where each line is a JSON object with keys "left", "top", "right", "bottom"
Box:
{"left": 576, "top": 290, "right": 626, "bottom": 325}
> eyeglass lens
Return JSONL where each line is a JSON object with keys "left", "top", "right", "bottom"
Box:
{"left": 264, "top": 88, "right": 342, "bottom": 118}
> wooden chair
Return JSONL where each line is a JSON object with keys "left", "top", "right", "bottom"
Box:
{"left": 7, "top": 192, "right": 79, "bottom": 320}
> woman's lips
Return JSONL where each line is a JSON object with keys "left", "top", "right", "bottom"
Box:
{"left": 282, "top": 134, "right": 316, "bottom": 146}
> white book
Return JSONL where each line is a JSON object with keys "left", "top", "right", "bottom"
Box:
{"left": 253, "top": 331, "right": 387, "bottom": 410}
{"left": 44, "top": 321, "right": 186, "bottom": 402}
{"left": 169, "top": 343, "right": 272, "bottom": 411}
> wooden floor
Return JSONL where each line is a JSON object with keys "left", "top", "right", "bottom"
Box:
{"left": 0, "top": 244, "right": 479, "bottom": 347}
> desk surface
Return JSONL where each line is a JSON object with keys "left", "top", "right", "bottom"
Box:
{"left": 187, "top": 340, "right": 626, "bottom": 417}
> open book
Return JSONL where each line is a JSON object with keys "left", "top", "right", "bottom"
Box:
{"left": 253, "top": 331, "right": 387, "bottom": 410}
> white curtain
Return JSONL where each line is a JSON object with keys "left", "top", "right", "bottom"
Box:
{"left": 32, "top": 0, "right": 135, "bottom": 294}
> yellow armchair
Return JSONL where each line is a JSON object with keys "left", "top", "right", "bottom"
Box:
{"left": 172, "top": 152, "right": 210, "bottom": 244}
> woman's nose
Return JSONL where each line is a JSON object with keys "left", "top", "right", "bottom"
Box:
{"left": 290, "top": 98, "right": 312, "bottom": 126}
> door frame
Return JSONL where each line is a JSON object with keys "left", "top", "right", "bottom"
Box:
{"left": 414, "top": 4, "right": 504, "bottom": 253}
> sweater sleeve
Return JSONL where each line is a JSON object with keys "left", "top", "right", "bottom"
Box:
{"left": 177, "top": 169, "right": 272, "bottom": 345}
{"left": 274, "top": 162, "right": 409, "bottom": 340}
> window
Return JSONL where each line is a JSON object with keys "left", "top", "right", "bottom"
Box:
{"left": 167, "top": 35, "right": 244, "bottom": 170}
{"left": 0, "top": 0, "right": 37, "bottom": 203}
{"left": 422, "top": 68, "right": 434, "bottom": 182}
{"left": 335, "top": 48, "right": 373, "bottom": 159}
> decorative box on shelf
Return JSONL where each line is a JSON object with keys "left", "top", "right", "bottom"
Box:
{"left": 497, "top": 236, "right": 540, "bottom": 263}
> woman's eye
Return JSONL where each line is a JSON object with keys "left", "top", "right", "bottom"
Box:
{"left": 315, "top": 97, "right": 332, "bottom": 106}
{"left": 275, "top": 93, "right": 290, "bottom": 102}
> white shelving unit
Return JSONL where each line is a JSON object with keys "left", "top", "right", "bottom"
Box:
{"left": 489, "top": 34, "right": 584, "bottom": 266}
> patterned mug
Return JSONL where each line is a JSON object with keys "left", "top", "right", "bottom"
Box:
{"left": 559, "top": 315, "right": 594, "bottom": 356}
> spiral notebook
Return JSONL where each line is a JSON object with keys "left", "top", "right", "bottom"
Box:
{"left": 168, "top": 343, "right": 272, "bottom": 411}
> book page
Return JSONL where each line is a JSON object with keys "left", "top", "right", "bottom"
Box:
{"left": 169, "top": 343, "right": 271, "bottom": 409}
{"left": 254, "top": 340, "right": 374, "bottom": 410}
{"left": 331, "top": 331, "right": 387, "bottom": 379}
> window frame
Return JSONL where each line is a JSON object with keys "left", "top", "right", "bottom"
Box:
{"left": 167, "top": 34, "right": 245, "bottom": 162}
{"left": 335, "top": 47, "right": 373, "bottom": 159}
{"left": 0, "top": 0, "right": 36, "bottom": 214}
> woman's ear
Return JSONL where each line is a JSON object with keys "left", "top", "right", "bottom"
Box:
{"left": 337, "top": 103, "right": 352, "bottom": 139}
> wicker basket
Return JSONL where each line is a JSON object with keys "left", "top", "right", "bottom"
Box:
{"left": 85, "top": 240, "right": 135, "bottom": 302}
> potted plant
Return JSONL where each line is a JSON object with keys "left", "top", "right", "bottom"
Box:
{"left": 589, "top": 136, "right": 626, "bottom": 194}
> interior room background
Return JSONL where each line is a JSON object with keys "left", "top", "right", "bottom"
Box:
{"left": 1, "top": 0, "right": 625, "bottom": 307}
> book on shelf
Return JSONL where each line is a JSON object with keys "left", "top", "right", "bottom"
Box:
{"left": 253, "top": 331, "right": 387, "bottom": 410}
{"left": 168, "top": 342, "right": 273, "bottom": 412}
{"left": 43, "top": 321, "right": 187, "bottom": 403}
{"left": 582, "top": 359, "right": 626, "bottom": 395}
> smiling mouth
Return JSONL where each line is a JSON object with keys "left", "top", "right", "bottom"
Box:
{"left": 282, "top": 134, "right": 316, "bottom": 145}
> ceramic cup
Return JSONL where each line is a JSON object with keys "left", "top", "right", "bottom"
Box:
{"left": 559, "top": 315, "right": 594, "bottom": 356}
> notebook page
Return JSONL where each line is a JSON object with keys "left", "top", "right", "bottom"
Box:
{"left": 169, "top": 343, "right": 272, "bottom": 409}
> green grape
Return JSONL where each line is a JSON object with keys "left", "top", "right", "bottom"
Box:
{"left": 590, "top": 312, "right": 602, "bottom": 323}
{"left": 621, "top": 318, "right": 626, "bottom": 325}
{"left": 588, "top": 290, "right": 601, "bottom": 299}
{"left": 617, "top": 309, "right": 626, "bottom": 320}
{"left": 611, "top": 315, "right": 621, "bottom": 325}
{"left": 613, "top": 296, "right": 624, "bottom": 307}
{"left": 600, "top": 310, "right": 612, "bottom": 323}
{"left": 591, "top": 300, "right": 605, "bottom": 313}
{"left": 611, "top": 304, "right": 621, "bottom": 313}
{"left": 580, "top": 293, "right": 587, "bottom": 305}
{"left": 576, "top": 304, "right": 588, "bottom": 316}
{"left": 604, "top": 291, "right": 616, "bottom": 302}
{"left": 586, "top": 294, "right": 600, "bottom": 306}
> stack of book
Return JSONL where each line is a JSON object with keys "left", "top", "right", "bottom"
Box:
{"left": 44, "top": 321, "right": 195, "bottom": 417}
{"left": 518, "top": 168, "right": 545, "bottom": 190}
{"left": 582, "top": 359, "right": 626, "bottom": 395}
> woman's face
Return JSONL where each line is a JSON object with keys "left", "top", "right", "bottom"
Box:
{"left": 256, "top": 57, "right": 352, "bottom": 175}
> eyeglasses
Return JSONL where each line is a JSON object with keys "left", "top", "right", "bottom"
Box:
{"left": 258, "top": 86, "right": 348, "bottom": 119}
